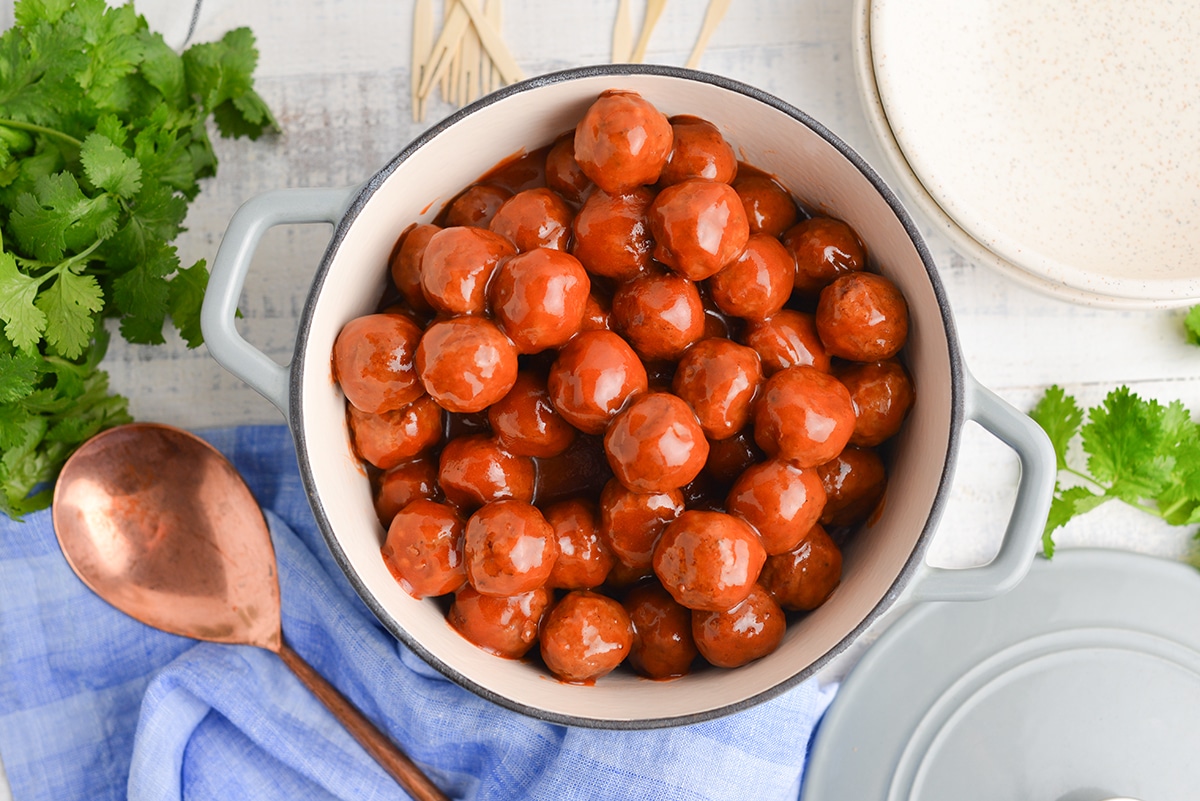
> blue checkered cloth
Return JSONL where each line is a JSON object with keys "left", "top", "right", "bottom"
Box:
{"left": 0, "top": 425, "right": 836, "bottom": 800}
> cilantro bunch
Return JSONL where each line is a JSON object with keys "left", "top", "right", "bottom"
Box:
{"left": 1031, "top": 385, "right": 1200, "bottom": 557}
{"left": 0, "top": 0, "right": 275, "bottom": 518}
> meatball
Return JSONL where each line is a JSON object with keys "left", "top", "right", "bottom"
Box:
{"left": 623, "top": 581, "right": 698, "bottom": 679}
{"left": 389, "top": 224, "right": 439, "bottom": 313}
{"left": 487, "top": 371, "right": 576, "bottom": 458}
{"left": 416, "top": 316, "right": 518, "bottom": 413}
{"left": 658, "top": 115, "right": 737, "bottom": 186}
{"left": 420, "top": 226, "right": 516, "bottom": 315}
{"left": 570, "top": 187, "right": 655, "bottom": 280}
{"left": 818, "top": 446, "right": 887, "bottom": 528}
{"left": 489, "top": 248, "right": 590, "bottom": 353}
{"left": 333, "top": 313, "right": 424, "bottom": 414}
{"left": 544, "top": 498, "right": 614, "bottom": 590}
{"left": 703, "top": 428, "right": 764, "bottom": 486}
{"left": 649, "top": 179, "right": 750, "bottom": 281}
{"left": 547, "top": 329, "right": 648, "bottom": 434}
{"left": 599, "top": 479, "right": 685, "bottom": 569}
{"left": 464, "top": 500, "right": 558, "bottom": 596}
{"left": 611, "top": 268, "right": 705, "bottom": 361}
{"left": 692, "top": 584, "right": 785, "bottom": 668}
{"left": 373, "top": 458, "right": 438, "bottom": 527}
{"left": 754, "top": 365, "right": 856, "bottom": 467}
{"left": 580, "top": 291, "right": 612, "bottom": 331}
{"left": 540, "top": 590, "right": 634, "bottom": 682}
{"left": 742, "top": 310, "right": 831, "bottom": 375}
{"left": 444, "top": 183, "right": 512, "bottom": 228}
{"left": 760, "top": 524, "right": 842, "bottom": 611}
{"left": 837, "top": 359, "right": 915, "bottom": 447}
{"left": 708, "top": 234, "right": 795, "bottom": 321}
{"left": 448, "top": 584, "right": 552, "bottom": 658}
{"left": 671, "top": 338, "right": 763, "bottom": 441}
{"left": 438, "top": 434, "right": 535, "bottom": 509}
{"left": 733, "top": 170, "right": 798, "bottom": 238}
{"left": 347, "top": 394, "right": 443, "bottom": 470}
{"left": 726, "top": 459, "right": 826, "bottom": 555}
{"left": 489, "top": 187, "right": 574, "bottom": 252}
{"left": 573, "top": 90, "right": 673, "bottom": 194}
{"left": 653, "top": 510, "right": 766, "bottom": 611}
{"left": 545, "top": 132, "right": 592, "bottom": 205}
{"left": 380, "top": 499, "right": 466, "bottom": 599}
{"left": 815, "top": 272, "right": 909, "bottom": 362}
{"left": 604, "top": 392, "right": 709, "bottom": 494}
{"left": 783, "top": 216, "right": 867, "bottom": 294}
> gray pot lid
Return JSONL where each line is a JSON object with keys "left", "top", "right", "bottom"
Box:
{"left": 801, "top": 548, "right": 1200, "bottom": 801}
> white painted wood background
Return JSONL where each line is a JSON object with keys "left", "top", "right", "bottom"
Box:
{"left": 2, "top": 0, "right": 1199, "bottom": 794}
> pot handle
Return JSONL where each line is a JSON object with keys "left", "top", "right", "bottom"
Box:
{"left": 906, "top": 373, "right": 1056, "bottom": 603}
{"left": 200, "top": 187, "right": 357, "bottom": 418}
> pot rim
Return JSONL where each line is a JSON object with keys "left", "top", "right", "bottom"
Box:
{"left": 289, "top": 63, "right": 967, "bottom": 729}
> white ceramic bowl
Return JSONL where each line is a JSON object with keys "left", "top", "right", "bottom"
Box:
{"left": 853, "top": 0, "right": 1200, "bottom": 309}
{"left": 202, "top": 66, "right": 1054, "bottom": 728}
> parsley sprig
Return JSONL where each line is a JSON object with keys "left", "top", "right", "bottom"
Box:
{"left": 1030, "top": 385, "right": 1200, "bottom": 557}
{"left": 0, "top": 0, "right": 276, "bottom": 518}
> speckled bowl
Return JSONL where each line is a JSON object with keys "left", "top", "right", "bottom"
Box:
{"left": 201, "top": 65, "right": 1054, "bottom": 728}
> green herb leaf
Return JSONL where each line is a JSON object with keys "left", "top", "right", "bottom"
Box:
{"left": 80, "top": 131, "right": 142, "bottom": 198}
{"left": 1029, "top": 384, "right": 1082, "bottom": 472}
{"left": 1185, "top": 305, "right": 1200, "bottom": 346}
{"left": 0, "top": 249, "right": 46, "bottom": 350}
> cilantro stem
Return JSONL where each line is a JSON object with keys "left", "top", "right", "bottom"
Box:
{"left": 1063, "top": 466, "right": 1105, "bottom": 490}
{"left": 0, "top": 118, "right": 83, "bottom": 149}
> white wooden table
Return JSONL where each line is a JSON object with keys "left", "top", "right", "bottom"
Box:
{"left": 3, "top": 0, "right": 1198, "bottom": 795}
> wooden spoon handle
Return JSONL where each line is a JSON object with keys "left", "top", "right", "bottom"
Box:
{"left": 277, "top": 641, "right": 449, "bottom": 801}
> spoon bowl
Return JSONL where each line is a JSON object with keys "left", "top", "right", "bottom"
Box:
{"left": 52, "top": 422, "right": 447, "bottom": 801}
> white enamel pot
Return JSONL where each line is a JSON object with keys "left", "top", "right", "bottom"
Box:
{"left": 200, "top": 65, "right": 1055, "bottom": 729}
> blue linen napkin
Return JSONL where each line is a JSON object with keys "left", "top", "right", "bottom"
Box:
{"left": 0, "top": 424, "right": 837, "bottom": 801}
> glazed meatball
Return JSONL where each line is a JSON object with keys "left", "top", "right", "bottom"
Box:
{"left": 444, "top": 183, "right": 512, "bottom": 228}
{"left": 464, "top": 500, "right": 559, "bottom": 596}
{"left": 489, "top": 248, "right": 590, "bottom": 353}
{"left": 605, "top": 392, "right": 710, "bottom": 494}
{"left": 760, "top": 524, "right": 842, "bottom": 611}
{"left": 389, "top": 224, "right": 439, "bottom": 313}
{"left": 815, "top": 272, "right": 910, "bottom": 362}
{"left": 708, "top": 234, "right": 795, "bottom": 321}
{"left": 489, "top": 187, "right": 574, "bottom": 252}
{"left": 611, "top": 268, "right": 706, "bottom": 361}
{"left": 599, "top": 479, "right": 685, "bottom": 569}
{"left": 540, "top": 590, "right": 634, "bottom": 682}
{"left": 658, "top": 115, "right": 737, "bottom": 186}
{"left": 692, "top": 584, "right": 785, "bottom": 668}
{"left": 653, "top": 510, "right": 766, "bottom": 611}
{"left": 573, "top": 90, "right": 673, "bottom": 194}
{"left": 580, "top": 291, "right": 613, "bottom": 331}
{"left": 487, "top": 371, "right": 576, "bottom": 458}
{"left": 448, "top": 584, "right": 552, "bottom": 658}
{"left": 544, "top": 498, "right": 614, "bottom": 589}
{"left": 733, "top": 169, "right": 798, "bottom": 238}
{"left": 348, "top": 394, "right": 443, "bottom": 470}
{"left": 703, "top": 429, "right": 765, "bottom": 486}
{"left": 671, "top": 338, "right": 763, "bottom": 441}
{"left": 754, "top": 365, "right": 856, "bottom": 467}
{"left": 380, "top": 499, "right": 466, "bottom": 599}
{"left": 649, "top": 179, "right": 750, "bottom": 281}
{"left": 373, "top": 458, "right": 438, "bottom": 527}
{"left": 545, "top": 132, "right": 592, "bottom": 205}
{"left": 438, "top": 434, "right": 535, "bottom": 509}
{"left": 837, "top": 359, "right": 915, "bottom": 447}
{"left": 783, "top": 216, "right": 867, "bottom": 294}
{"left": 726, "top": 459, "right": 827, "bottom": 555}
{"left": 333, "top": 313, "right": 424, "bottom": 414}
{"left": 420, "top": 226, "right": 516, "bottom": 315}
{"left": 818, "top": 446, "right": 887, "bottom": 528}
{"left": 570, "top": 188, "right": 655, "bottom": 280}
{"left": 623, "top": 581, "right": 699, "bottom": 679}
{"left": 547, "top": 329, "right": 648, "bottom": 434}
{"left": 742, "top": 310, "right": 831, "bottom": 374}
{"left": 416, "top": 316, "right": 518, "bottom": 413}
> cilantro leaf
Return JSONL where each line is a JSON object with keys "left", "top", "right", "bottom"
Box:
{"left": 35, "top": 268, "right": 104, "bottom": 358}
{"left": 1185, "top": 305, "right": 1200, "bottom": 346}
{"left": 0, "top": 249, "right": 46, "bottom": 350}
{"left": 1030, "top": 385, "right": 1082, "bottom": 472}
{"left": 166, "top": 259, "right": 208, "bottom": 348}
{"left": 1081, "top": 387, "right": 1172, "bottom": 503}
{"left": 80, "top": 131, "right": 142, "bottom": 198}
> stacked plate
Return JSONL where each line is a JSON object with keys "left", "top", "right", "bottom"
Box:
{"left": 853, "top": 0, "right": 1200, "bottom": 307}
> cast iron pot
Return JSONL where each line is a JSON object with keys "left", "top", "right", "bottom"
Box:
{"left": 200, "top": 65, "right": 1055, "bottom": 729}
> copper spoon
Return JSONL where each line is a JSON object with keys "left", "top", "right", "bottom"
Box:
{"left": 51, "top": 423, "right": 448, "bottom": 801}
